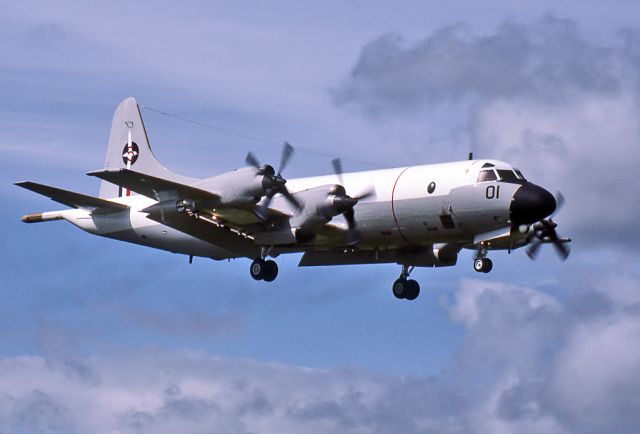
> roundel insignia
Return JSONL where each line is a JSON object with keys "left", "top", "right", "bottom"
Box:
{"left": 122, "top": 142, "right": 140, "bottom": 165}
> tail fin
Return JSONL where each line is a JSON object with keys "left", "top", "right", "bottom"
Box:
{"left": 100, "top": 97, "right": 196, "bottom": 198}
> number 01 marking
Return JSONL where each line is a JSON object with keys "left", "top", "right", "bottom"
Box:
{"left": 486, "top": 185, "right": 500, "bottom": 199}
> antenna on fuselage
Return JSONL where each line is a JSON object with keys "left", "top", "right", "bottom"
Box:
{"left": 468, "top": 152, "right": 473, "bottom": 160}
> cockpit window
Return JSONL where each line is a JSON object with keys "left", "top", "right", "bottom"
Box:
{"left": 497, "top": 169, "right": 520, "bottom": 183}
{"left": 514, "top": 169, "right": 526, "bottom": 180}
{"left": 477, "top": 170, "right": 497, "bottom": 182}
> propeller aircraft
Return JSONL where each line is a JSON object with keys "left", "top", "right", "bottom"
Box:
{"left": 16, "top": 98, "right": 571, "bottom": 300}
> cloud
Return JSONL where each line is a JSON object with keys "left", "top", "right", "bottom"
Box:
{"left": 116, "top": 306, "right": 244, "bottom": 337}
{"left": 334, "top": 13, "right": 640, "bottom": 248}
{"left": 334, "top": 14, "right": 636, "bottom": 113}
{"left": 1, "top": 273, "right": 638, "bottom": 434}
{"left": 442, "top": 276, "right": 640, "bottom": 434}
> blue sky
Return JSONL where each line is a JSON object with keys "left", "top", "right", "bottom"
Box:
{"left": 2, "top": 1, "right": 640, "bottom": 433}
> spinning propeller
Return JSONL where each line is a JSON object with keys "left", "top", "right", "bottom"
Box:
{"left": 525, "top": 192, "right": 571, "bottom": 260}
{"left": 329, "top": 158, "right": 376, "bottom": 246}
{"left": 246, "top": 142, "right": 302, "bottom": 220}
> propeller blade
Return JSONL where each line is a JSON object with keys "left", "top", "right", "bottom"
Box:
{"left": 553, "top": 240, "right": 570, "bottom": 260}
{"left": 281, "top": 187, "right": 303, "bottom": 210}
{"left": 525, "top": 189, "right": 570, "bottom": 260}
{"left": 278, "top": 142, "right": 294, "bottom": 175}
{"left": 245, "top": 143, "right": 301, "bottom": 222}
{"left": 255, "top": 206, "right": 270, "bottom": 222}
{"left": 354, "top": 185, "right": 376, "bottom": 201}
{"left": 332, "top": 158, "right": 344, "bottom": 186}
{"left": 526, "top": 239, "right": 542, "bottom": 260}
{"left": 555, "top": 191, "right": 565, "bottom": 213}
{"left": 254, "top": 194, "right": 274, "bottom": 221}
{"left": 246, "top": 152, "right": 261, "bottom": 168}
{"left": 343, "top": 208, "right": 355, "bottom": 229}
{"left": 343, "top": 208, "right": 361, "bottom": 246}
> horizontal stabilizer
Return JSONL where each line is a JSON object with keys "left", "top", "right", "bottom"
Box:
{"left": 88, "top": 169, "right": 219, "bottom": 203}
{"left": 15, "top": 181, "right": 128, "bottom": 214}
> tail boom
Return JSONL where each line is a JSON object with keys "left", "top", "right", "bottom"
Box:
{"left": 21, "top": 211, "right": 63, "bottom": 223}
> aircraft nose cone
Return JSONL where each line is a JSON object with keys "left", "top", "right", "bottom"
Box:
{"left": 510, "top": 182, "right": 556, "bottom": 225}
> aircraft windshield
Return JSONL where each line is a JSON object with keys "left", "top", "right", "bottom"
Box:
{"left": 514, "top": 169, "right": 526, "bottom": 180}
{"left": 477, "top": 170, "right": 497, "bottom": 182}
{"left": 497, "top": 169, "right": 521, "bottom": 183}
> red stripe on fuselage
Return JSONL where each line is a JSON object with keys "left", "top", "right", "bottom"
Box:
{"left": 391, "top": 167, "right": 411, "bottom": 243}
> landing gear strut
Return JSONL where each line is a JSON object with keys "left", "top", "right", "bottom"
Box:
{"left": 473, "top": 248, "right": 493, "bottom": 273}
{"left": 392, "top": 265, "right": 420, "bottom": 301}
{"left": 250, "top": 258, "right": 278, "bottom": 282}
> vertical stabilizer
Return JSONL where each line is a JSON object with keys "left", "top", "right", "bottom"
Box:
{"left": 99, "top": 97, "right": 196, "bottom": 198}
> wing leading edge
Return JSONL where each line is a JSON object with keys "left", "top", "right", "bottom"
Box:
{"left": 87, "top": 169, "right": 219, "bottom": 202}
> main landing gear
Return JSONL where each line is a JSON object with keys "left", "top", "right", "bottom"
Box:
{"left": 392, "top": 265, "right": 420, "bottom": 301}
{"left": 473, "top": 248, "right": 493, "bottom": 273}
{"left": 250, "top": 258, "right": 278, "bottom": 282}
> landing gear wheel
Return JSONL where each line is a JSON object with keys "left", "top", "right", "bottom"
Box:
{"left": 404, "top": 279, "right": 420, "bottom": 301}
{"left": 392, "top": 279, "right": 407, "bottom": 299}
{"left": 250, "top": 259, "right": 266, "bottom": 280}
{"left": 250, "top": 259, "right": 279, "bottom": 281}
{"left": 473, "top": 258, "right": 493, "bottom": 273}
{"left": 473, "top": 258, "right": 484, "bottom": 273}
{"left": 262, "top": 260, "right": 278, "bottom": 282}
{"left": 392, "top": 278, "right": 420, "bottom": 300}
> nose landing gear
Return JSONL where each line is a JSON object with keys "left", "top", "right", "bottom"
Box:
{"left": 392, "top": 265, "right": 420, "bottom": 300}
{"left": 473, "top": 247, "right": 493, "bottom": 273}
{"left": 473, "top": 257, "right": 493, "bottom": 273}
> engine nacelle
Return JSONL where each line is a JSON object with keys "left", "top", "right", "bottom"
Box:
{"left": 195, "top": 166, "right": 267, "bottom": 207}
{"left": 288, "top": 184, "right": 345, "bottom": 242}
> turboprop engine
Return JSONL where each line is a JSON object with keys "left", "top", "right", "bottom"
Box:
{"left": 191, "top": 142, "right": 303, "bottom": 211}
{"left": 290, "top": 183, "right": 374, "bottom": 245}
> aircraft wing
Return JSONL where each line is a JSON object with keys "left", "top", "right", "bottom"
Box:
{"left": 87, "top": 169, "right": 219, "bottom": 203}
{"left": 15, "top": 181, "right": 128, "bottom": 214}
{"left": 141, "top": 201, "right": 258, "bottom": 258}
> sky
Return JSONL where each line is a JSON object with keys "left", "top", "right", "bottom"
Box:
{"left": 1, "top": 1, "right": 640, "bottom": 433}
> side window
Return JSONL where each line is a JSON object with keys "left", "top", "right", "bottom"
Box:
{"left": 477, "top": 170, "right": 497, "bottom": 182}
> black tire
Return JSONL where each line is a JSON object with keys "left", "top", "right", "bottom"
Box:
{"left": 262, "top": 260, "right": 279, "bottom": 282}
{"left": 392, "top": 278, "right": 407, "bottom": 299}
{"left": 482, "top": 258, "right": 493, "bottom": 273}
{"left": 250, "top": 259, "right": 265, "bottom": 280}
{"left": 473, "top": 258, "right": 485, "bottom": 273}
{"left": 404, "top": 279, "right": 420, "bottom": 301}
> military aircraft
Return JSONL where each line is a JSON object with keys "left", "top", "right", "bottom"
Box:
{"left": 16, "top": 97, "right": 570, "bottom": 300}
